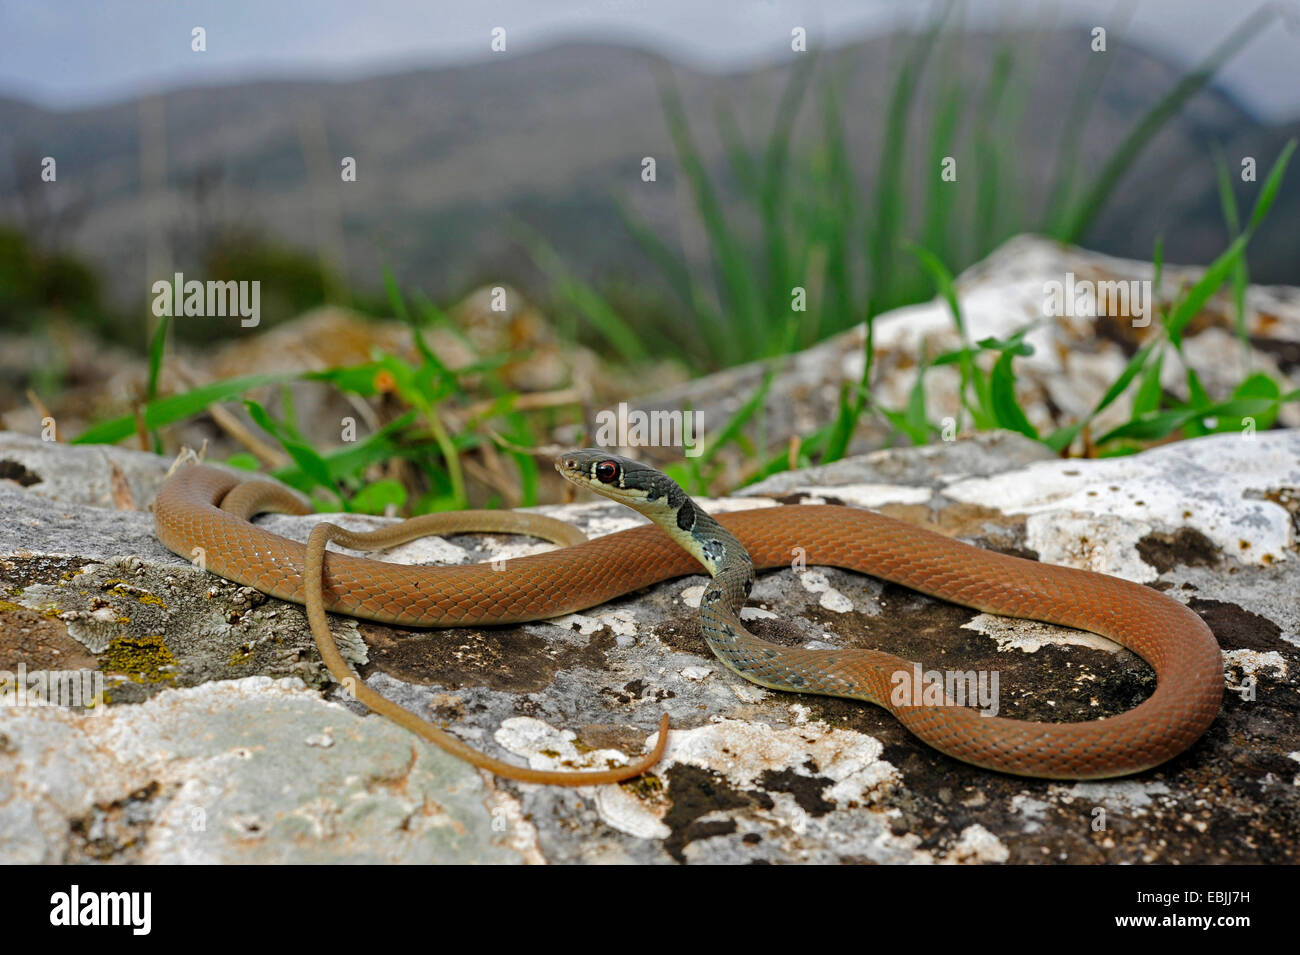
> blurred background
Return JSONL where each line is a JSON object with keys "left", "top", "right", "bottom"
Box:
{"left": 1, "top": 0, "right": 1297, "bottom": 509}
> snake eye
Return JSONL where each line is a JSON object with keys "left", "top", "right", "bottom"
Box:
{"left": 594, "top": 460, "right": 619, "bottom": 484}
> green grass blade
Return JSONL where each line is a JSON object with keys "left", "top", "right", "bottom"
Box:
{"left": 1246, "top": 137, "right": 1297, "bottom": 231}
{"left": 1166, "top": 232, "right": 1250, "bottom": 347}
{"left": 866, "top": 3, "right": 948, "bottom": 316}
{"left": 1132, "top": 346, "right": 1166, "bottom": 416}
{"left": 1059, "top": 5, "right": 1276, "bottom": 241}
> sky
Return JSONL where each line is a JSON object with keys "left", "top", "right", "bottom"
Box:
{"left": 1, "top": 0, "right": 1297, "bottom": 121}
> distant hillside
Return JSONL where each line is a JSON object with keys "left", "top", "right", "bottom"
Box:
{"left": 0, "top": 33, "right": 1295, "bottom": 322}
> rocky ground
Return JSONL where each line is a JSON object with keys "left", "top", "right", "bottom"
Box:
{"left": 1, "top": 427, "right": 1296, "bottom": 864}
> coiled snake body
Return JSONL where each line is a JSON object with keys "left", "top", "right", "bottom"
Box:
{"left": 154, "top": 450, "right": 1223, "bottom": 784}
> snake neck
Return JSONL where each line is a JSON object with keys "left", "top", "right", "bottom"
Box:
{"left": 633, "top": 489, "right": 798, "bottom": 692}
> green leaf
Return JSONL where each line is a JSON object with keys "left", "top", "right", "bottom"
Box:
{"left": 1185, "top": 365, "right": 1212, "bottom": 409}
{"left": 1166, "top": 231, "right": 1250, "bottom": 347}
{"left": 1091, "top": 341, "right": 1156, "bottom": 418}
{"left": 244, "top": 400, "right": 342, "bottom": 507}
{"left": 989, "top": 348, "right": 1037, "bottom": 439}
{"left": 888, "top": 366, "right": 930, "bottom": 444}
{"left": 272, "top": 410, "right": 418, "bottom": 488}
{"left": 1226, "top": 372, "right": 1282, "bottom": 431}
{"left": 823, "top": 380, "right": 858, "bottom": 465}
{"left": 1096, "top": 396, "right": 1281, "bottom": 444}
{"left": 1043, "top": 422, "right": 1082, "bottom": 454}
{"left": 511, "top": 450, "right": 540, "bottom": 507}
{"left": 1132, "top": 347, "right": 1166, "bottom": 416}
{"left": 73, "top": 372, "right": 293, "bottom": 445}
{"left": 906, "top": 242, "right": 964, "bottom": 335}
{"left": 225, "top": 453, "right": 262, "bottom": 471}
{"left": 349, "top": 479, "right": 408, "bottom": 515}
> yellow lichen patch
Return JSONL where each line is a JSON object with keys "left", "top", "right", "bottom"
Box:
{"left": 0, "top": 599, "right": 23, "bottom": 612}
{"left": 100, "top": 634, "right": 179, "bottom": 684}
{"left": 228, "top": 645, "right": 255, "bottom": 666}
{"left": 108, "top": 584, "right": 168, "bottom": 609}
{"left": 620, "top": 773, "right": 664, "bottom": 799}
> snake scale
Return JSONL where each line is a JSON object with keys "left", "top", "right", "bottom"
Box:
{"left": 153, "top": 450, "right": 1223, "bottom": 784}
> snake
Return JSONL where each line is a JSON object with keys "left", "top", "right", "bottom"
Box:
{"left": 153, "top": 449, "right": 1223, "bottom": 785}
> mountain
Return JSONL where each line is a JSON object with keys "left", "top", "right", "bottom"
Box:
{"left": 0, "top": 32, "right": 1295, "bottom": 322}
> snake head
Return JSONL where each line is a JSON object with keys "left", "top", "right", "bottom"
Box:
{"left": 555, "top": 449, "right": 686, "bottom": 514}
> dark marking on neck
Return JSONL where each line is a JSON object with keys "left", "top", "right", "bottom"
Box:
{"left": 675, "top": 498, "right": 696, "bottom": 532}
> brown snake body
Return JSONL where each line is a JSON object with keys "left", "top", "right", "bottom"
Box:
{"left": 155, "top": 461, "right": 1223, "bottom": 782}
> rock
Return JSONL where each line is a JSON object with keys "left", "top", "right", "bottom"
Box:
{"left": 1, "top": 427, "right": 1297, "bottom": 864}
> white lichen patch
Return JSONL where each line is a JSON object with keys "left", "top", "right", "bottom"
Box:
{"left": 963, "top": 612, "right": 1123, "bottom": 654}
{"left": 1025, "top": 512, "right": 1157, "bottom": 580}
{"left": 797, "top": 570, "right": 854, "bottom": 612}
{"left": 546, "top": 609, "right": 639, "bottom": 638}
{"left": 493, "top": 716, "right": 647, "bottom": 775}
{"left": 1058, "top": 780, "right": 1171, "bottom": 814}
{"left": 546, "top": 502, "right": 649, "bottom": 537}
{"left": 697, "top": 496, "right": 781, "bottom": 513}
{"left": 679, "top": 585, "right": 705, "bottom": 608}
{"left": 1011, "top": 794, "right": 1051, "bottom": 833}
{"left": 292, "top": 514, "right": 473, "bottom": 566}
{"left": 786, "top": 483, "right": 933, "bottom": 508}
{"left": 1223, "top": 648, "right": 1287, "bottom": 682}
{"left": 667, "top": 718, "right": 897, "bottom": 799}
{"left": 548, "top": 717, "right": 900, "bottom": 842}
{"left": 57, "top": 606, "right": 124, "bottom": 654}
{"left": 944, "top": 824, "right": 1010, "bottom": 864}
{"left": 491, "top": 716, "right": 672, "bottom": 840}
{"left": 943, "top": 431, "right": 1300, "bottom": 579}
{"left": 729, "top": 683, "right": 769, "bottom": 704}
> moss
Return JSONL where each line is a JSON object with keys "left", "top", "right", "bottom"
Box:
{"left": 100, "top": 634, "right": 179, "bottom": 685}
